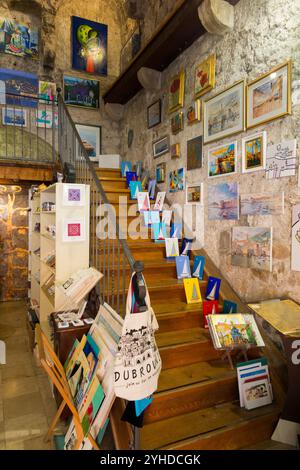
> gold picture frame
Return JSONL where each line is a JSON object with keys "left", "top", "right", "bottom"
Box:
{"left": 203, "top": 80, "right": 245, "bottom": 144}
{"left": 171, "top": 143, "right": 181, "bottom": 159}
{"left": 194, "top": 54, "right": 216, "bottom": 99}
{"left": 171, "top": 111, "right": 184, "bottom": 134}
{"left": 246, "top": 60, "right": 292, "bottom": 129}
{"left": 187, "top": 100, "right": 201, "bottom": 125}
{"left": 168, "top": 69, "right": 185, "bottom": 114}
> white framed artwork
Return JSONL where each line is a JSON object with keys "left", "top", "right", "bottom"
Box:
{"left": 62, "top": 218, "right": 86, "bottom": 243}
{"left": 62, "top": 184, "right": 86, "bottom": 206}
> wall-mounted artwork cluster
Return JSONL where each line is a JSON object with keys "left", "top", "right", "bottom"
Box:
{"left": 146, "top": 55, "right": 295, "bottom": 275}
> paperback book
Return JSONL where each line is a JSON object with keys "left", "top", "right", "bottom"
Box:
{"left": 121, "top": 161, "right": 132, "bottom": 177}
{"left": 205, "top": 276, "right": 221, "bottom": 301}
{"left": 153, "top": 192, "right": 166, "bottom": 211}
{"left": 203, "top": 300, "right": 219, "bottom": 328}
{"left": 137, "top": 192, "right": 150, "bottom": 212}
{"left": 180, "top": 238, "right": 192, "bottom": 257}
{"left": 129, "top": 181, "right": 142, "bottom": 200}
{"left": 236, "top": 358, "right": 272, "bottom": 409}
{"left": 152, "top": 222, "right": 167, "bottom": 243}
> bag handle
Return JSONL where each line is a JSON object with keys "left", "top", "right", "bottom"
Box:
{"left": 126, "top": 272, "right": 151, "bottom": 314}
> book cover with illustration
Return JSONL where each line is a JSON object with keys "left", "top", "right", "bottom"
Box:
{"left": 192, "top": 255, "right": 205, "bottom": 279}
{"left": 205, "top": 276, "right": 221, "bottom": 300}
{"left": 183, "top": 278, "right": 202, "bottom": 304}
{"left": 176, "top": 255, "right": 191, "bottom": 279}
{"left": 152, "top": 222, "right": 167, "bottom": 243}
{"left": 129, "top": 181, "right": 142, "bottom": 200}
{"left": 165, "top": 237, "right": 179, "bottom": 258}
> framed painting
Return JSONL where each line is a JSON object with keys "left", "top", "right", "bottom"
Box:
{"left": 194, "top": 54, "right": 216, "bottom": 99}
{"left": 266, "top": 139, "right": 297, "bottom": 179}
{"left": 156, "top": 163, "right": 166, "bottom": 183}
{"left": 120, "top": 26, "right": 141, "bottom": 72}
{"left": 153, "top": 136, "right": 169, "bottom": 158}
{"left": 169, "top": 168, "right": 185, "bottom": 192}
{"left": 147, "top": 99, "right": 161, "bottom": 129}
{"left": 168, "top": 70, "right": 185, "bottom": 113}
{"left": 62, "top": 184, "right": 86, "bottom": 206}
{"left": 72, "top": 16, "right": 108, "bottom": 75}
{"left": 203, "top": 80, "right": 245, "bottom": 144}
{"left": 62, "top": 218, "right": 86, "bottom": 242}
{"left": 208, "top": 182, "right": 239, "bottom": 220}
{"left": 2, "top": 107, "right": 26, "bottom": 127}
{"left": 242, "top": 131, "right": 266, "bottom": 173}
{"left": 75, "top": 123, "right": 101, "bottom": 157}
{"left": 63, "top": 75, "right": 100, "bottom": 109}
{"left": 171, "top": 143, "right": 180, "bottom": 159}
{"left": 36, "top": 109, "right": 58, "bottom": 128}
{"left": 187, "top": 136, "right": 203, "bottom": 171}
{"left": 246, "top": 60, "right": 292, "bottom": 129}
{"left": 171, "top": 111, "right": 184, "bottom": 134}
{"left": 38, "top": 81, "right": 56, "bottom": 104}
{"left": 187, "top": 100, "right": 201, "bottom": 125}
{"left": 186, "top": 183, "right": 203, "bottom": 205}
{"left": 208, "top": 141, "right": 237, "bottom": 178}
{"left": 231, "top": 226, "right": 273, "bottom": 272}
{"left": 240, "top": 192, "right": 284, "bottom": 216}
{"left": 0, "top": 68, "right": 38, "bottom": 108}
{"left": 0, "top": 17, "right": 38, "bottom": 59}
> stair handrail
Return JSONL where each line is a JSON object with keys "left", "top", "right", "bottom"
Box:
{"left": 56, "top": 89, "right": 144, "bottom": 279}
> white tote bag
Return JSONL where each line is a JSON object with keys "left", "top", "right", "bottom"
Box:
{"left": 114, "top": 273, "right": 162, "bottom": 401}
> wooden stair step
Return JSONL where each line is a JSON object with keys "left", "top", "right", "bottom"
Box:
{"left": 140, "top": 402, "right": 279, "bottom": 450}
{"left": 95, "top": 168, "right": 122, "bottom": 178}
{"left": 158, "top": 359, "right": 235, "bottom": 393}
{"left": 99, "top": 178, "right": 128, "bottom": 190}
{"left": 159, "top": 336, "right": 219, "bottom": 369}
{"left": 156, "top": 327, "right": 209, "bottom": 349}
{"left": 144, "top": 361, "right": 238, "bottom": 424}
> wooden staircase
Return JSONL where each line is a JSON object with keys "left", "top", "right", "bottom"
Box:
{"left": 95, "top": 168, "right": 281, "bottom": 450}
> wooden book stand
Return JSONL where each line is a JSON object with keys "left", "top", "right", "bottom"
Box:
{"left": 35, "top": 324, "right": 99, "bottom": 450}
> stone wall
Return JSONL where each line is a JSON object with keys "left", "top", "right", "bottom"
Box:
{"left": 0, "top": 185, "right": 29, "bottom": 301}
{"left": 120, "top": 0, "right": 300, "bottom": 304}
{"left": 0, "top": 0, "right": 127, "bottom": 155}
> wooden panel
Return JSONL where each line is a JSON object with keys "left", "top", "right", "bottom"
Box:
{"left": 110, "top": 398, "right": 133, "bottom": 450}
{"left": 0, "top": 163, "right": 54, "bottom": 182}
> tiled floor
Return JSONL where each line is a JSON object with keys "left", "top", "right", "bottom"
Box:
{"left": 0, "top": 300, "right": 57, "bottom": 450}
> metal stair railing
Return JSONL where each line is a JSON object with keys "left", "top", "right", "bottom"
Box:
{"left": 56, "top": 90, "right": 145, "bottom": 320}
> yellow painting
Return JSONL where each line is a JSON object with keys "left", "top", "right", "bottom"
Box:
{"left": 194, "top": 54, "right": 216, "bottom": 99}
{"left": 183, "top": 278, "right": 202, "bottom": 304}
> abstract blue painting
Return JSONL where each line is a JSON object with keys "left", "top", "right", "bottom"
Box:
{"left": 0, "top": 68, "right": 38, "bottom": 108}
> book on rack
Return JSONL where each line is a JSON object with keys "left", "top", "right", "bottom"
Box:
{"left": 236, "top": 357, "right": 272, "bottom": 410}
{"left": 207, "top": 314, "right": 265, "bottom": 350}
{"left": 59, "top": 267, "right": 102, "bottom": 306}
{"left": 42, "top": 250, "right": 56, "bottom": 268}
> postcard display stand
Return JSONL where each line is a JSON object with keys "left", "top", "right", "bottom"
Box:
{"left": 28, "top": 187, "right": 41, "bottom": 316}
{"left": 39, "top": 183, "right": 90, "bottom": 339}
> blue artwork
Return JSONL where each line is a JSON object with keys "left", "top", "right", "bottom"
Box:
{"left": 143, "top": 210, "right": 160, "bottom": 226}
{"left": 223, "top": 300, "right": 238, "bottom": 313}
{"left": 72, "top": 16, "right": 108, "bottom": 76}
{"left": 148, "top": 179, "right": 156, "bottom": 200}
{"left": 170, "top": 222, "right": 182, "bottom": 239}
{"left": 121, "top": 161, "right": 132, "bottom": 177}
{"left": 135, "top": 161, "right": 143, "bottom": 177}
{"left": 0, "top": 68, "right": 38, "bottom": 108}
{"left": 192, "top": 256, "right": 205, "bottom": 280}
{"left": 180, "top": 238, "right": 193, "bottom": 257}
{"left": 64, "top": 75, "right": 100, "bottom": 109}
{"left": 130, "top": 181, "right": 142, "bottom": 200}
{"left": 126, "top": 171, "right": 137, "bottom": 188}
{"left": 176, "top": 255, "right": 191, "bottom": 280}
{"left": 205, "top": 276, "right": 221, "bottom": 301}
{"left": 152, "top": 222, "right": 167, "bottom": 243}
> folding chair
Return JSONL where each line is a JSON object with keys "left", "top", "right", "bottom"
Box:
{"left": 35, "top": 324, "right": 100, "bottom": 450}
